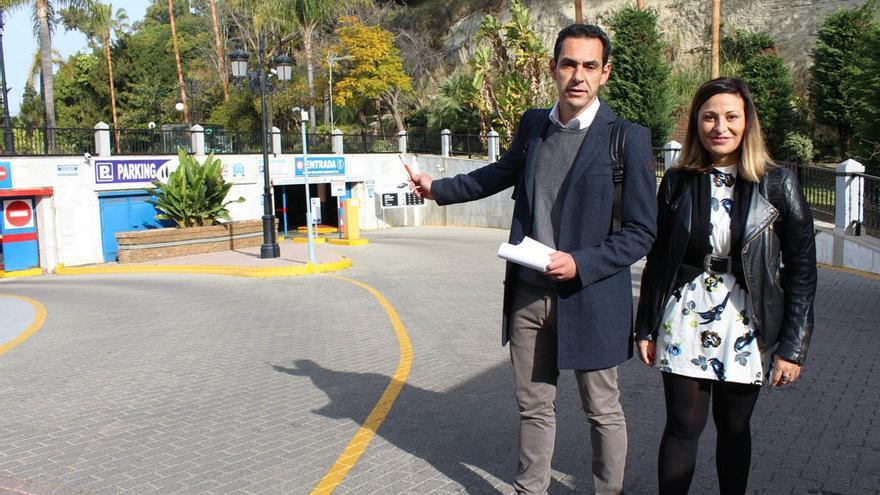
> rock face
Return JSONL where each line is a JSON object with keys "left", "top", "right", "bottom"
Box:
{"left": 443, "top": 0, "right": 864, "bottom": 81}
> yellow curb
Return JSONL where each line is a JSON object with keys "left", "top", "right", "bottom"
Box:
{"left": 309, "top": 275, "right": 413, "bottom": 495}
{"left": 53, "top": 259, "right": 351, "bottom": 278}
{"left": 297, "top": 226, "right": 337, "bottom": 234}
{"left": 327, "top": 239, "right": 369, "bottom": 246}
{"left": 0, "top": 268, "right": 44, "bottom": 279}
{"left": 817, "top": 263, "right": 880, "bottom": 281}
{"left": 293, "top": 237, "right": 327, "bottom": 243}
{"left": 0, "top": 295, "right": 47, "bottom": 357}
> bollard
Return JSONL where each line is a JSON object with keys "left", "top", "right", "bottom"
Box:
{"left": 836, "top": 158, "right": 865, "bottom": 234}
{"left": 441, "top": 129, "right": 451, "bottom": 157}
{"left": 332, "top": 128, "right": 344, "bottom": 154}
{"left": 190, "top": 124, "right": 205, "bottom": 156}
{"left": 398, "top": 130, "right": 407, "bottom": 154}
{"left": 271, "top": 126, "right": 282, "bottom": 155}
{"left": 488, "top": 129, "right": 499, "bottom": 162}
{"left": 94, "top": 122, "right": 111, "bottom": 157}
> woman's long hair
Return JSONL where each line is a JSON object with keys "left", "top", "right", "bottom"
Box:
{"left": 675, "top": 77, "right": 772, "bottom": 182}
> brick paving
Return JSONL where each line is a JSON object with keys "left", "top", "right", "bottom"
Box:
{"left": 0, "top": 227, "right": 878, "bottom": 494}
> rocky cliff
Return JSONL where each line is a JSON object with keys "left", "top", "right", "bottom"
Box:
{"left": 442, "top": 0, "right": 865, "bottom": 83}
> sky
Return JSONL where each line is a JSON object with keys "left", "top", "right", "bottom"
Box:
{"left": 2, "top": 0, "right": 151, "bottom": 116}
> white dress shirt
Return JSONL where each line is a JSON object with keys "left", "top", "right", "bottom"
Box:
{"left": 548, "top": 97, "right": 601, "bottom": 130}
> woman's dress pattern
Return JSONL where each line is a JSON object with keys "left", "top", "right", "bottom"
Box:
{"left": 653, "top": 165, "right": 764, "bottom": 385}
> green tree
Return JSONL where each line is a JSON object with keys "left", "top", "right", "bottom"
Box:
{"left": 722, "top": 28, "right": 802, "bottom": 160}
{"left": 148, "top": 150, "right": 243, "bottom": 227}
{"left": 605, "top": 5, "right": 674, "bottom": 148}
{"left": 810, "top": 0, "right": 878, "bottom": 156}
{"left": 854, "top": 19, "right": 880, "bottom": 171}
{"left": 331, "top": 16, "right": 412, "bottom": 132}
{"left": 2, "top": 0, "right": 83, "bottom": 151}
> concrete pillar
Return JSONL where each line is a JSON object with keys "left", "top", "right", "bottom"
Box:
{"left": 836, "top": 158, "right": 865, "bottom": 233}
{"left": 190, "top": 124, "right": 205, "bottom": 156}
{"left": 441, "top": 129, "right": 451, "bottom": 158}
{"left": 398, "top": 130, "right": 407, "bottom": 154}
{"left": 332, "top": 128, "right": 344, "bottom": 154}
{"left": 488, "top": 129, "right": 500, "bottom": 162}
{"left": 94, "top": 121, "right": 111, "bottom": 157}
{"left": 271, "top": 126, "right": 282, "bottom": 155}
{"left": 664, "top": 140, "right": 682, "bottom": 170}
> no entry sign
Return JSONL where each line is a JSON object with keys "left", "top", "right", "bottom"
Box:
{"left": 3, "top": 199, "right": 34, "bottom": 230}
{"left": 0, "top": 162, "right": 10, "bottom": 189}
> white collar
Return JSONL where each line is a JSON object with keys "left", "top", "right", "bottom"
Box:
{"left": 548, "top": 98, "right": 601, "bottom": 130}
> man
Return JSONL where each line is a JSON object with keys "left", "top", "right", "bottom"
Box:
{"left": 411, "top": 24, "right": 657, "bottom": 495}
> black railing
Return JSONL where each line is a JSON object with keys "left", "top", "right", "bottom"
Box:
{"left": 2, "top": 127, "right": 94, "bottom": 156}
{"left": 112, "top": 128, "right": 192, "bottom": 155}
{"left": 449, "top": 133, "right": 488, "bottom": 158}
{"left": 777, "top": 161, "right": 837, "bottom": 223}
{"left": 407, "top": 130, "right": 442, "bottom": 155}
{"left": 339, "top": 133, "right": 398, "bottom": 154}
{"left": 281, "top": 133, "right": 333, "bottom": 154}
{"left": 854, "top": 172, "right": 880, "bottom": 233}
{"left": 203, "top": 128, "right": 261, "bottom": 155}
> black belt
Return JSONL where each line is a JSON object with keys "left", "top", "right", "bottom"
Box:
{"left": 675, "top": 254, "right": 744, "bottom": 288}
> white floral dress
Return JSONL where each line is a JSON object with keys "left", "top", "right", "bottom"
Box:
{"left": 654, "top": 165, "right": 765, "bottom": 385}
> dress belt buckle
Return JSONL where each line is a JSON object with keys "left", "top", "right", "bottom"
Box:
{"left": 704, "top": 254, "right": 731, "bottom": 275}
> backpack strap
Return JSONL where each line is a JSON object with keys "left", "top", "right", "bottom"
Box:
{"left": 610, "top": 118, "right": 629, "bottom": 231}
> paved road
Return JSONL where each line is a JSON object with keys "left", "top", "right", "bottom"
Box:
{"left": 0, "top": 227, "right": 878, "bottom": 494}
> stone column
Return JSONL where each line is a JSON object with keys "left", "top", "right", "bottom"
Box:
{"left": 398, "top": 130, "right": 407, "bottom": 154}
{"left": 271, "top": 126, "right": 282, "bottom": 155}
{"left": 441, "top": 129, "right": 451, "bottom": 158}
{"left": 332, "top": 128, "right": 344, "bottom": 154}
{"left": 488, "top": 129, "right": 499, "bottom": 162}
{"left": 190, "top": 124, "right": 206, "bottom": 156}
{"left": 836, "top": 158, "right": 865, "bottom": 234}
{"left": 94, "top": 122, "right": 111, "bottom": 157}
{"left": 664, "top": 140, "right": 682, "bottom": 170}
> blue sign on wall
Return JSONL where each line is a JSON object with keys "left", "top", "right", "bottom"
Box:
{"left": 0, "top": 162, "right": 11, "bottom": 189}
{"left": 95, "top": 159, "right": 171, "bottom": 184}
{"left": 294, "top": 156, "right": 345, "bottom": 176}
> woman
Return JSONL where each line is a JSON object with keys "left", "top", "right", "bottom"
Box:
{"left": 635, "top": 77, "right": 817, "bottom": 494}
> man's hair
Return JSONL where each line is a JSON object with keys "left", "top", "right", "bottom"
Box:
{"left": 553, "top": 24, "right": 611, "bottom": 65}
{"left": 676, "top": 77, "right": 772, "bottom": 182}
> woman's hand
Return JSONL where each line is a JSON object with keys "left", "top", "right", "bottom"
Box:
{"left": 636, "top": 340, "right": 655, "bottom": 367}
{"left": 771, "top": 355, "right": 802, "bottom": 387}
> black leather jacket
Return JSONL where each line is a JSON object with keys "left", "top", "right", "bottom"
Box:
{"left": 635, "top": 166, "right": 817, "bottom": 365}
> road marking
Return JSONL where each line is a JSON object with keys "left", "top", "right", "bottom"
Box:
{"left": 0, "top": 295, "right": 47, "bottom": 357}
{"left": 309, "top": 275, "right": 413, "bottom": 495}
{"left": 54, "top": 259, "right": 352, "bottom": 278}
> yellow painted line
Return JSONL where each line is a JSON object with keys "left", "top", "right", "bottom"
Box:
{"left": 309, "top": 275, "right": 413, "bottom": 495}
{"left": 327, "top": 239, "right": 369, "bottom": 246}
{"left": 0, "top": 268, "right": 44, "bottom": 278}
{"left": 0, "top": 295, "right": 47, "bottom": 357}
{"left": 53, "top": 259, "right": 352, "bottom": 278}
{"left": 817, "top": 263, "right": 880, "bottom": 281}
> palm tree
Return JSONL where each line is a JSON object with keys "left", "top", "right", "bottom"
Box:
{"left": 208, "top": 0, "right": 228, "bottom": 100}
{"left": 711, "top": 0, "right": 721, "bottom": 78}
{"left": 61, "top": 1, "right": 128, "bottom": 150}
{"left": 168, "top": 0, "right": 188, "bottom": 123}
{"left": 1, "top": 0, "right": 79, "bottom": 151}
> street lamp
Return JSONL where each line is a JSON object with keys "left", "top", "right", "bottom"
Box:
{"left": 326, "top": 53, "right": 352, "bottom": 130}
{"left": 228, "top": 36, "right": 293, "bottom": 259}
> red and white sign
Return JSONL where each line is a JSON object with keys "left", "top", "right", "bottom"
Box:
{"left": 4, "top": 199, "right": 34, "bottom": 230}
{"left": 0, "top": 167, "right": 7, "bottom": 181}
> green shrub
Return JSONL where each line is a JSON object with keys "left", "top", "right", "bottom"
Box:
{"left": 779, "top": 132, "right": 815, "bottom": 163}
{"left": 605, "top": 6, "right": 674, "bottom": 148}
{"left": 148, "top": 150, "right": 244, "bottom": 228}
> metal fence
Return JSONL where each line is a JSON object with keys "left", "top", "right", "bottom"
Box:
{"left": 777, "top": 161, "right": 838, "bottom": 224}
{"left": 3, "top": 127, "right": 94, "bottom": 156}
{"left": 855, "top": 172, "right": 880, "bottom": 233}
{"left": 340, "top": 133, "right": 398, "bottom": 154}
{"left": 112, "top": 128, "right": 193, "bottom": 155}
{"left": 203, "top": 128, "right": 261, "bottom": 155}
{"left": 407, "top": 131, "right": 442, "bottom": 155}
{"left": 281, "top": 133, "right": 333, "bottom": 154}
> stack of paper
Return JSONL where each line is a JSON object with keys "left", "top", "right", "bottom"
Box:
{"left": 497, "top": 236, "right": 555, "bottom": 272}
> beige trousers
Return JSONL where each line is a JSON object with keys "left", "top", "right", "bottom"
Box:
{"left": 509, "top": 282, "right": 627, "bottom": 495}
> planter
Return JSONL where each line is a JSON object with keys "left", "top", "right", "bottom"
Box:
{"left": 115, "top": 219, "right": 274, "bottom": 263}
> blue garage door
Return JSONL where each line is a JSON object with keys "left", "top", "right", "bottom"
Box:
{"left": 99, "top": 191, "right": 167, "bottom": 261}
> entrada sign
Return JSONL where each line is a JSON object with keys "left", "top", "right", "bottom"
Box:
{"left": 294, "top": 156, "right": 345, "bottom": 176}
{"left": 95, "top": 159, "right": 172, "bottom": 184}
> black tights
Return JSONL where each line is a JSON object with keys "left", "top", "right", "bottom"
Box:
{"left": 658, "top": 372, "right": 761, "bottom": 495}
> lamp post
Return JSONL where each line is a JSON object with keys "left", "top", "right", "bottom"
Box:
{"left": 229, "top": 34, "right": 293, "bottom": 259}
{"left": 0, "top": 8, "right": 14, "bottom": 154}
{"left": 326, "top": 53, "right": 351, "bottom": 130}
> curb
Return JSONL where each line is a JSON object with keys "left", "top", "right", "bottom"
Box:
{"left": 53, "top": 258, "right": 352, "bottom": 278}
{"left": 0, "top": 268, "right": 44, "bottom": 279}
